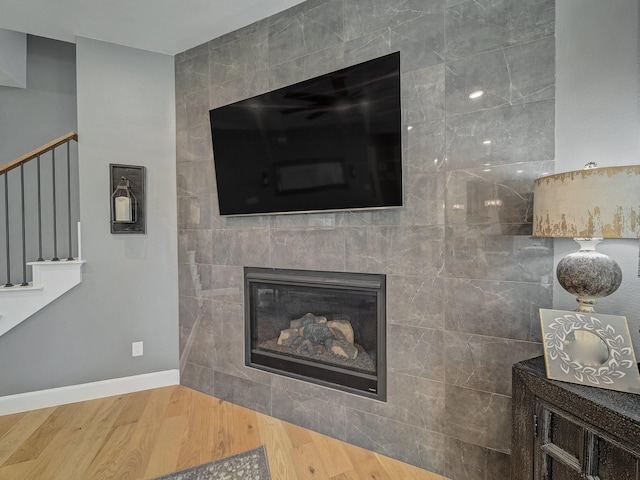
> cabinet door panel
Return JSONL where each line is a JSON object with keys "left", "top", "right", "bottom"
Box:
{"left": 548, "top": 410, "right": 584, "bottom": 461}
{"left": 597, "top": 438, "right": 639, "bottom": 480}
{"left": 549, "top": 458, "right": 583, "bottom": 480}
{"left": 537, "top": 404, "right": 584, "bottom": 477}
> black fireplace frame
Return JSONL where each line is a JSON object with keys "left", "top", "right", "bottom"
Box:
{"left": 244, "top": 267, "right": 387, "bottom": 401}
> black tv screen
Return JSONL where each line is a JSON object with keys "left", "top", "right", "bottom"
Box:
{"left": 209, "top": 52, "right": 402, "bottom": 216}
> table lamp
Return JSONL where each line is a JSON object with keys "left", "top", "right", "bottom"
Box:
{"left": 532, "top": 164, "right": 640, "bottom": 313}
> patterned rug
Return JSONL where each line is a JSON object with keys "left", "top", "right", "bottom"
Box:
{"left": 151, "top": 446, "right": 271, "bottom": 480}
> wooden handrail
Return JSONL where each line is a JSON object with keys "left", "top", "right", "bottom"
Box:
{"left": 0, "top": 131, "right": 78, "bottom": 176}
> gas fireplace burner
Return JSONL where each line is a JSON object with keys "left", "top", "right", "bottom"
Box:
{"left": 244, "top": 267, "right": 386, "bottom": 400}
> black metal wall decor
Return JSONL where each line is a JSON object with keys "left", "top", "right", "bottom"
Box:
{"left": 110, "top": 164, "right": 146, "bottom": 234}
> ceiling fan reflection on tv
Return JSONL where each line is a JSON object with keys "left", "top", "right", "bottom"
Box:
{"left": 280, "top": 72, "right": 363, "bottom": 120}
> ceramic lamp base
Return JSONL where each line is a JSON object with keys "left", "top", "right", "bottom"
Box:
{"left": 557, "top": 238, "right": 622, "bottom": 313}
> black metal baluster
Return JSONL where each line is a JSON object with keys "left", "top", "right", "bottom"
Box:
{"left": 66, "top": 141, "right": 73, "bottom": 260}
{"left": 4, "top": 173, "right": 12, "bottom": 287}
{"left": 19, "top": 164, "right": 28, "bottom": 285}
{"left": 36, "top": 154, "right": 43, "bottom": 261}
{"left": 51, "top": 148, "right": 59, "bottom": 261}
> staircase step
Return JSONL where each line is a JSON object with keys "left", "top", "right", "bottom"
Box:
{"left": 0, "top": 283, "right": 44, "bottom": 292}
{"left": 0, "top": 259, "right": 85, "bottom": 337}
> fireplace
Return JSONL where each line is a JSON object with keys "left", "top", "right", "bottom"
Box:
{"left": 245, "top": 267, "right": 386, "bottom": 400}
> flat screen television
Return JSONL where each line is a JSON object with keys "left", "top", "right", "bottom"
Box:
{"left": 209, "top": 52, "right": 402, "bottom": 216}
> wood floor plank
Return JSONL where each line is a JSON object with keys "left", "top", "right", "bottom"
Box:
{"left": 113, "top": 389, "right": 153, "bottom": 427}
{"left": 0, "top": 407, "right": 55, "bottom": 465}
{"left": 0, "top": 386, "right": 450, "bottom": 480}
{"left": 0, "top": 411, "right": 26, "bottom": 437}
{"left": 0, "top": 458, "right": 39, "bottom": 478}
{"left": 4, "top": 395, "right": 126, "bottom": 467}
{"left": 206, "top": 397, "right": 233, "bottom": 462}
{"left": 343, "top": 445, "right": 394, "bottom": 480}
{"left": 329, "top": 472, "right": 362, "bottom": 480}
{"left": 110, "top": 387, "right": 173, "bottom": 479}
{"left": 256, "top": 413, "right": 297, "bottom": 480}
{"left": 15, "top": 425, "right": 79, "bottom": 479}
{"left": 62, "top": 396, "right": 113, "bottom": 429}
{"left": 142, "top": 414, "right": 188, "bottom": 479}
{"left": 174, "top": 389, "right": 217, "bottom": 468}
{"left": 280, "top": 419, "right": 314, "bottom": 448}
{"left": 290, "top": 441, "right": 331, "bottom": 479}
{"left": 3, "top": 411, "right": 64, "bottom": 466}
{"left": 83, "top": 423, "right": 138, "bottom": 480}
{"left": 230, "top": 404, "right": 261, "bottom": 453}
{"left": 84, "top": 394, "right": 129, "bottom": 430}
{"left": 193, "top": 391, "right": 221, "bottom": 461}
{"left": 377, "top": 452, "right": 446, "bottom": 480}
{"left": 307, "top": 430, "right": 355, "bottom": 478}
{"left": 163, "top": 384, "right": 192, "bottom": 419}
{"left": 49, "top": 425, "right": 114, "bottom": 480}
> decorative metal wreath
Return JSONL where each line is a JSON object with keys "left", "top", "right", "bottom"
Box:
{"left": 544, "top": 313, "right": 635, "bottom": 385}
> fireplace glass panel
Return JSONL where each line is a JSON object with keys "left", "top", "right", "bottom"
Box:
{"left": 245, "top": 268, "right": 386, "bottom": 400}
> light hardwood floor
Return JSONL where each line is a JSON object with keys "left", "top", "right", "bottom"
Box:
{"left": 0, "top": 385, "right": 448, "bottom": 480}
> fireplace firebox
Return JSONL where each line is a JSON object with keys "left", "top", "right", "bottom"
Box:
{"left": 245, "top": 267, "right": 386, "bottom": 400}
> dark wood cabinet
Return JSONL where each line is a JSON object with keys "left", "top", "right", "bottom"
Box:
{"left": 512, "top": 356, "right": 640, "bottom": 479}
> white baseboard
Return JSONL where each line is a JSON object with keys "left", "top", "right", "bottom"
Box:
{"left": 0, "top": 369, "right": 180, "bottom": 416}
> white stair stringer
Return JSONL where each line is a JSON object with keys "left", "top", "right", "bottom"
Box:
{"left": 0, "top": 260, "right": 85, "bottom": 337}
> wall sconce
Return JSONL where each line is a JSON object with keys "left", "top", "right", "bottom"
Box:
{"left": 110, "top": 164, "right": 146, "bottom": 234}
{"left": 532, "top": 164, "right": 640, "bottom": 312}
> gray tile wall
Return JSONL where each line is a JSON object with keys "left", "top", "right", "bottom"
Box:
{"left": 175, "top": 0, "right": 555, "bottom": 477}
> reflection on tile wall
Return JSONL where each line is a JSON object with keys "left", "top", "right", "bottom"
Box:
{"left": 176, "top": 0, "right": 555, "bottom": 477}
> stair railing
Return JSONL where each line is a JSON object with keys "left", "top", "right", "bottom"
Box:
{"left": 0, "top": 132, "right": 78, "bottom": 288}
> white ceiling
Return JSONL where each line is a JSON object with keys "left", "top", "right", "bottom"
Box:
{"left": 0, "top": 0, "right": 307, "bottom": 55}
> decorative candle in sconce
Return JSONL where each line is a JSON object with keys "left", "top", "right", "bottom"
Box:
{"left": 115, "top": 196, "right": 131, "bottom": 222}
{"left": 112, "top": 177, "right": 136, "bottom": 223}
{"left": 110, "top": 164, "right": 146, "bottom": 234}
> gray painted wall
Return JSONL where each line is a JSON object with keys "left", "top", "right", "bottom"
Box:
{"left": 0, "top": 28, "right": 26, "bottom": 88}
{"left": 0, "top": 36, "right": 76, "bottom": 162}
{"left": 0, "top": 38, "right": 179, "bottom": 395}
{"left": 554, "top": 0, "right": 640, "bottom": 351}
{"left": 176, "top": 0, "right": 555, "bottom": 477}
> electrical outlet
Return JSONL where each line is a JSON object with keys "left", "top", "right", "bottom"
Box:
{"left": 132, "top": 341, "right": 143, "bottom": 357}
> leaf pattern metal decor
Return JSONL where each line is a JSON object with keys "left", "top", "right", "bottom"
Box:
{"left": 540, "top": 309, "right": 640, "bottom": 394}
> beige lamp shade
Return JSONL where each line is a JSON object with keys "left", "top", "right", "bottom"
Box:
{"left": 532, "top": 165, "right": 640, "bottom": 239}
